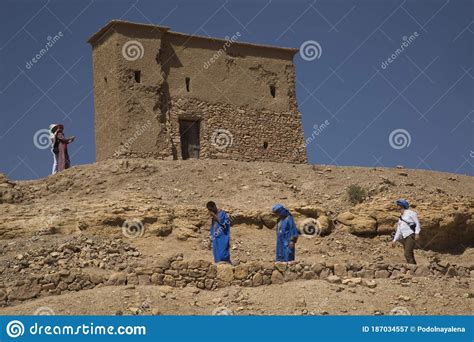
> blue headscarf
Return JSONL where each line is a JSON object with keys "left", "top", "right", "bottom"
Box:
{"left": 272, "top": 204, "right": 298, "bottom": 262}
{"left": 272, "top": 203, "right": 290, "bottom": 217}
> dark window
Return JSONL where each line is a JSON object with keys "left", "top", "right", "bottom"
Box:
{"left": 263, "top": 141, "right": 268, "bottom": 149}
{"left": 134, "top": 70, "right": 141, "bottom": 83}
{"left": 270, "top": 85, "right": 276, "bottom": 98}
{"left": 185, "top": 77, "right": 190, "bottom": 92}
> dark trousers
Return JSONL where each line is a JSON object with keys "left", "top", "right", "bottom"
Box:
{"left": 401, "top": 234, "right": 416, "bottom": 264}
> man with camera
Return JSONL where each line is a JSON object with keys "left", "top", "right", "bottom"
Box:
{"left": 391, "top": 199, "right": 421, "bottom": 264}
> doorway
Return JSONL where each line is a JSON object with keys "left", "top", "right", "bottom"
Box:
{"left": 179, "top": 119, "right": 200, "bottom": 160}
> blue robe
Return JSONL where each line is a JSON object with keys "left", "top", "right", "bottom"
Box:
{"left": 210, "top": 210, "right": 231, "bottom": 263}
{"left": 276, "top": 214, "right": 299, "bottom": 262}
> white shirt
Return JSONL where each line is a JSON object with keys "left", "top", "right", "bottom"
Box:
{"left": 393, "top": 209, "right": 421, "bottom": 241}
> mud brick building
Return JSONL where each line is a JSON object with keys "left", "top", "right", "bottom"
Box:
{"left": 88, "top": 20, "right": 307, "bottom": 163}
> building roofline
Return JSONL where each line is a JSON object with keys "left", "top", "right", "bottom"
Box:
{"left": 87, "top": 20, "right": 299, "bottom": 53}
{"left": 87, "top": 20, "right": 170, "bottom": 45}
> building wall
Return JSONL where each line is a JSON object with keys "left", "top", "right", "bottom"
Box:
{"left": 91, "top": 30, "right": 123, "bottom": 161}
{"left": 113, "top": 26, "right": 173, "bottom": 160}
{"left": 163, "top": 33, "right": 295, "bottom": 112}
{"left": 91, "top": 24, "right": 307, "bottom": 163}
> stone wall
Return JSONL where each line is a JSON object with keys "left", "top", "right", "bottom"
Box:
{"left": 2, "top": 249, "right": 472, "bottom": 307}
{"left": 106, "top": 256, "right": 473, "bottom": 291}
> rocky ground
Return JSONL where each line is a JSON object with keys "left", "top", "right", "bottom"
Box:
{"left": 0, "top": 158, "right": 472, "bottom": 315}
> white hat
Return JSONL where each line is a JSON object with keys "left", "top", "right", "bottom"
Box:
{"left": 49, "top": 124, "right": 63, "bottom": 133}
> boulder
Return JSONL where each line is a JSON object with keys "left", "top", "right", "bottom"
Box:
{"left": 205, "top": 279, "right": 215, "bottom": 290}
{"left": 349, "top": 216, "right": 377, "bottom": 235}
{"left": 336, "top": 212, "right": 377, "bottom": 235}
{"left": 284, "top": 270, "right": 298, "bottom": 282}
{"left": 293, "top": 206, "right": 326, "bottom": 218}
{"left": 414, "top": 265, "right": 430, "bottom": 277}
{"left": 275, "top": 262, "right": 287, "bottom": 272}
{"left": 311, "top": 263, "right": 324, "bottom": 274}
{"left": 326, "top": 275, "right": 341, "bottom": 284}
{"left": 0, "top": 289, "right": 7, "bottom": 301}
{"left": 149, "top": 224, "right": 173, "bottom": 237}
{"left": 316, "top": 215, "right": 332, "bottom": 235}
{"left": 216, "top": 263, "right": 234, "bottom": 283}
{"left": 8, "top": 283, "right": 40, "bottom": 301}
{"left": 126, "top": 274, "right": 139, "bottom": 285}
{"left": 320, "top": 268, "right": 332, "bottom": 278}
{"left": 163, "top": 275, "right": 175, "bottom": 286}
{"left": 342, "top": 277, "right": 362, "bottom": 285}
{"left": 0, "top": 173, "right": 7, "bottom": 183}
{"left": 336, "top": 212, "right": 355, "bottom": 224}
{"left": 259, "top": 212, "right": 277, "bottom": 229}
{"left": 233, "top": 265, "right": 248, "bottom": 280}
{"left": 108, "top": 272, "right": 126, "bottom": 285}
{"left": 151, "top": 273, "right": 164, "bottom": 285}
{"left": 446, "top": 267, "right": 457, "bottom": 277}
{"left": 362, "top": 279, "right": 377, "bottom": 288}
{"left": 374, "top": 270, "right": 390, "bottom": 278}
{"left": 333, "top": 264, "right": 347, "bottom": 277}
{"left": 252, "top": 273, "right": 263, "bottom": 286}
{"left": 271, "top": 270, "right": 284, "bottom": 284}
{"left": 207, "top": 265, "right": 217, "bottom": 278}
{"left": 138, "top": 274, "right": 151, "bottom": 285}
{"left": 153, "top": 257, "right": 170, "bottom": 269}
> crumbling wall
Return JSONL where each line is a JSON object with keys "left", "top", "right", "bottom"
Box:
{"left": 164, "top": 32, "right": 296, "bottom": 112}
{"left": 91, "top": 24, "right": 307, "bottom": 163}
{"left": 2, "top": 243, "right": 471, "bottom": 307}
{"left": 113, "top": 27, "right": 173, "bottom": 159}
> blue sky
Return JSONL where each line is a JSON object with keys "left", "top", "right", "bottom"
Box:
{"left": 0, "top": 0, "right": 472, "bottom": 180}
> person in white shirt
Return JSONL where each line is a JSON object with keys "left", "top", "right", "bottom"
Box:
{"left": 391, "top": 199, "right": 421, "bottom": 264}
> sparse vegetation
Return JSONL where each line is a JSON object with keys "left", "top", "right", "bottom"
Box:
{"left": 347, "top": 184, "right": 367, "bottom": 204}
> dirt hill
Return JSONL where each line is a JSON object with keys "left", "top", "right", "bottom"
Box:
{"left": 0, "top": 159, "right": 472, "bottom": 315}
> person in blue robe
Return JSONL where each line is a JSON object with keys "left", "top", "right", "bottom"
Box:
{"left": 207, "top": 201, "right": 231, "bottom": 263}
{"left": 272, "top": 204, "right": 299, "bottom": 262}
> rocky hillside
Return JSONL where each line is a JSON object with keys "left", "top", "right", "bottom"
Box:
{"left": 0, "top": 159, "right": 472, "bottom": 315}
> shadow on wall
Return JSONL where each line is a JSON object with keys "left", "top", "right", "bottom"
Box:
{"left": 154, "top": 42, "right": 179, "bottom": 159}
